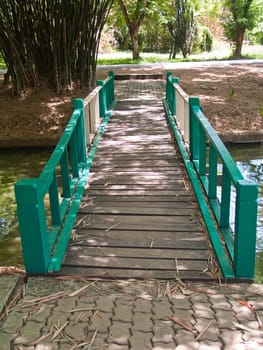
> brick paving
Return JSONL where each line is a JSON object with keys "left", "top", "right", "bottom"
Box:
{"left": 0, "top": 277, "right": 263, "bottom": 349}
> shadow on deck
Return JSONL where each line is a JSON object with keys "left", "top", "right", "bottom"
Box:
{"left": 60, "top": 80, "right": 221, "bottom": 280}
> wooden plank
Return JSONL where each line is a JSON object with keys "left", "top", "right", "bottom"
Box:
{"left": 66, "top": 246, "right": 210, "bottom": 260}
{"left": 75, "top": 213, "right": 201, "bottom": 226}
{"left": 87, "top": 189, "right": 196, "bottom": 197}
{"left": 78, "top": 206, "right": 199, "bottom": 216}
{"left": 62, "top": 254, "right": 208, "bottom": 271}
{"left": 58, "top": 266, "right": 214, "bottom": 280}
{"left": 83, "top": 194, "right": 197, "bottom": 202}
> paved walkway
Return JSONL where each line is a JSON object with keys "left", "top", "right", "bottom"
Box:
{"left": 0, "top": 276, "right": 263, "bottom": 349}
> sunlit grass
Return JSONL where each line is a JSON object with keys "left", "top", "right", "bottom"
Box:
{"left": 98, "top": 44, "right": 263, "bottom": 66}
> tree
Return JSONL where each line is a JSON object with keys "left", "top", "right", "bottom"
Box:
{"left": 117, "top": 0, "right": 152, "bottom": 59}
{"left": 223, "top": 0, "right": 255, "bottom": 58}
{"left": 168, "top": 0, "right": 197, "bottom": 58}
{"left": 0, "top": 0, "right": 113, "bottom": 94}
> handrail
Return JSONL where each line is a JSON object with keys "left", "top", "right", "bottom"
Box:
{"left": 15, "top": 71, "right": 115, "bottom": 273}
{"left": 164, "top": 72, "right": 258, "bottom": 279}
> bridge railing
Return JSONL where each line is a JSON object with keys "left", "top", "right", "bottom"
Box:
{"left": 15, "top": 71, "right": 115, "bottom": 274}
{"left": 165, "top": 72, "right": 258, "bottom": 279}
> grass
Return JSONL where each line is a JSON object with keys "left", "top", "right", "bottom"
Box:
{"left": 97, "top": 44, "right": 263, "bottom": 66}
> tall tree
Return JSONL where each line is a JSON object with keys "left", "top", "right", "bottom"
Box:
{"left": 223, "top": 0, "right": 255, "bottom": 58}
{"left": 168, "top": 0, "right": 197, "bottom": 58}
{"left": 117, "top": 0, "right": 151, "bottom": 60}
{"left": 0, "top": 0, "right": 113, "bottom": 94}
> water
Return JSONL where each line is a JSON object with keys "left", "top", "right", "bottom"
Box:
{"left": 0, "top": 148, "right": 50, "bottom": 266}
{"left": 0, "top": 146, "right": 263, "bottom": 282}
{"left": 228, "top": 144, "right": 263, "bottom": 283}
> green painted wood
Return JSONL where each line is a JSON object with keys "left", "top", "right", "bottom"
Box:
{"left": 15, "top": 179, "right": 50, "bottom": 273}
{"left": 208, "top": 143, "right": 217, "bottom": 199}
{"left": 49, "top": 171, "right": 61, "bottom": 226}
{"left": 163, "top": 98, "right": 234, "bottom": 278}
{"left": 234, "top": 180, "right": 258, "bottom": 278}
{"left": 15, "top": 72, "right": 115, "bottom": 274}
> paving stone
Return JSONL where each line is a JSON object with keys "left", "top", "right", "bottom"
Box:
{"left": 96, "top": 295, "right": 116, "bottom": 313}
{"left": 220, "top": 329, "right": 244, "bottom": 345}
{"left": 152, "top": 320, "right": 175, "bottom": 343}
{"left": 64, "top": 323, "right": 86, "bottom": 341}
{"left": 170, "top": 295, "right": 191, "bottom": 310}
{"left": 0, "top": 309, "right": 25, "bottom": 333}
{"left": 190, "top": 294, "right": 209, "bottom": 303}
{"left": 132, "top": 312, "right": 153, "bottom": 332}
{"left": 193, "top": 303, "right": 214, "bottom": 319}
{"left": 108, "top": 321, "right": 131, "bottom": 345}
{"left": 55, "top": 297, "right": 77, "bottom": 313}
{"left": 174, "top": 329, "right": 196, "bottom": 345}
{"left": 14, "top": 320, "right": 42, "bottom": 345}
{"left": 208, "top": 294, "right": 232, "bottom": 310}
{"left": 171, "top": 309, "right": 194, "bottom": 323}
{"left": 134, "top": 298, "right": 153, "bottom": 313}
{"left": 152, "top": 300, "right": 173, "bottom": 320}
{"left": 194, "top": 319, "right": 219, "bottom": 341}
{"left": 152, "top": 342, "right": 176, "bottom": 349}
{"left": 31, "top": 305, "right": 54, "bottom": 324}
{"left": 215, "top": 310, "right": 236, "bottom": 329}
{"left": 112, "top": 303, "right": 133, "bottom": 322}
{"left": 108, "top": 344, "right": 129, "bottom": 350}
{"left": 0, "top": 331, "right": 16, "bottom": 349}
{"left": 89, "top": 311, "right": 112, "bottom": 332}
{"left": 196, "top": 340, "right": 222, "bottom": 350}
{"left": 129, "top": 330, "right": 152, "bottom": 349}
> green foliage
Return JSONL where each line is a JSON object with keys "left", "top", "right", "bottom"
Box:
{"left": 0, "top": 0, "right": 113, "bottom": 94}
{"left": 222, "top": 0, "right": 256, "bottom": 57}
{"left": 168, "top": 0, "right": 197, "bottom": 58}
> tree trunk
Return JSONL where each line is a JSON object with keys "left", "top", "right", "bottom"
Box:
{"left": 130, "top": 29, "right": 140, "bottom": 60}
{"left": 234, "top": 28, "right": 244, "bottom": 58}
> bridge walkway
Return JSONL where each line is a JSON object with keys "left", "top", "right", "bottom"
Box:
{"left": 59, "top": 79, "right": 220, "bottom": 280}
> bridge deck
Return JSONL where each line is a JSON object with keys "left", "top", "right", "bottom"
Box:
{"left": 60, "top": 79, "right": 220, "bottom": 280}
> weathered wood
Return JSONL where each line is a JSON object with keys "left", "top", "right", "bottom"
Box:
{"left": 61, "top": 80, "right": 220, "bottom": 280}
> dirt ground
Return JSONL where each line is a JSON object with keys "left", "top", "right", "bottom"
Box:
{"left": 0, "top": 62, "right": 262, "bottom": 148}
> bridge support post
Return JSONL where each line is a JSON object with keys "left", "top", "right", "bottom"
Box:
{"left": 97, "top": 80, "right": 107, "bottom": 118}
{"left": 15, "top": 179, "right": 50, "bottom": 273}
{"left": 73, "top": 98, "right": 87, "bottom": 165}
{"left": 234, "top": 180, "right": 258, "bottom": 278}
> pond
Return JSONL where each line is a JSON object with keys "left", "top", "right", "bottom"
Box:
{"left": 0, "top": 148, "right": 50, "bottom": 266}
{"left": 0, "top": 145, "right": 262, "bottom": 282}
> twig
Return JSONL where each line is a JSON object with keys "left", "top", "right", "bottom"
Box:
{"left": 195, "top": 320, "right": 214, "bottom": 340}
{"left": 52, "top": 320, "right": 69, "bottom": 340}
{"left": 104, "top": 222, "right": 120, "bottom": 232}
{"left": 169, "top": 316, "right": 195, "bottom": 334}
{"left": 87, "top": 330, "right": 98, "bottom": 350}
{"left": 69, "top": 281, "right": 98, "bottom": 297}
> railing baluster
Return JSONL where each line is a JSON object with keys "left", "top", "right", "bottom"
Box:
{"left": 220, "top": 165, "right": 231, "bottom": 229}
{"left": 208, "top": 143, "right": 217, "bottom": 199}
{"left": 199, "top": 126, "right": 207, "bottom": 178}
{"left": 60, "top": 148, "right": 71, "bottom": 198}
{"left": 49, "top": 171, "right": 61, "bottom": 226}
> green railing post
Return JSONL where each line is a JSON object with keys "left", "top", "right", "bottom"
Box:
{"left": 166, "top": 72, "right": 172, "bottom": 103}
{"left": 15, "top": 179, "right": 50, "bottom": 273}
{"left": 189, "top": 98, "right": 201, "bottom": 161}
{"left": 97, "top": 80, "right": 106, "bottom": 118}
{"left": 234, "top": 180, "right": 258, "bottom": 278}
{"left": 108, "top": 71, "right": 115, "bottom": 107}
{"left": 73, "top": 98, "right": 87, "bottom": 164}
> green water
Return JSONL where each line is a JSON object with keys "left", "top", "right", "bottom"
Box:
{"left": 0, "top": 148, "right": 50, "bottom": 266}
{"left": 0, "top": 145, "right": 263, "bottom": 282}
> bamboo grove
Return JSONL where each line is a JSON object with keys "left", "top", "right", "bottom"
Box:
{"left": 0, "top": 0, "right": 113, "bottom": 94}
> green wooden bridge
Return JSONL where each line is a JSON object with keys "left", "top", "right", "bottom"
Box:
{"left": 15, "top": 72, "right": 258, "bottom": 280}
